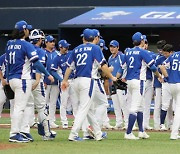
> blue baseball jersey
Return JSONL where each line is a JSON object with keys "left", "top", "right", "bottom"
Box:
{"left": 108, "top": 51, "right": 124, "bottom": 82}
{"left": 67, "top": 43, "right": 106, "bottom": 79}
{"left": 44, "top": 49, "right": 58, "bottom": 85}
{"left": 123, "top": 46, "right": 155, "bottom": 80}
{"left": 163, "top": 51, "right": 180, "bottom": 83}
{"left": 31, "top": 45, "right": 46, "bottom": 80}
{"left": 146, "top": 51, "right": 156, "bottom": 80}
{"left": 51, "top": 50, "right": 74, "bottom": 79}
{"left": 0, "top": 53, "right": 6, "bottom": 78}
{"left": 5, "top": 39, "right": 39, "bottom": 80}
{"left": 153, "top": 54, "right": 166, "bottom": 88}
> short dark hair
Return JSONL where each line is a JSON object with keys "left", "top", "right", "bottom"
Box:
{"left": 156, "top": 40, "right": 166, "bottom": 49}
{"left": 162, "top": 44, "right": 173, "bottom": 53}
{"left": 84, "top": 37, "right": 94, "bottom": 42}
{"left": 133, "top": 40, "right": 141, "bottom": 46}
{"left": 11, "top": 29, "right": 25, "bottom": 39}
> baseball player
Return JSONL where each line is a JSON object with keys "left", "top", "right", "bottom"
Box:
{"left": 122, "top": 32, "right": 162, "bottom": 140}
{"left": 153, "top": 40, "right": 167, "bottom": 130}
{"left": 142, "top": 35, "right": 155, "bottom": 130}
{"left": 51, "top": 39, "right": 78, "bottom": 129}
{"left": 20, "top": 29, "right": 56, "bottom": 141}
{"left": 0, "top": 53, "right": 15, "bottom": 119}
{"left": 97, "top": 38, "right": 113, "bottom": 129}
{"left": 6, "top": 20, "right": 54, "bottom": 143}
{"left": 0, "top": 54, "right": 9, "bottom": 116}
{"left": 108, "top": 40, "right": 128, "bottom": 129}
{"left": 91, "top": 33, "right": 113, "bottom": 129}
{"left": 159, "top": 44, "right": 174, "bottom": 131}
{"left": 160, "top": 50, "right": 180, "bottom": 140}
{"left": 44, "top": 35, "right": 60, "bottom": 128}
{"left": 61, "top": 28, "right": 117, "bottom": 141}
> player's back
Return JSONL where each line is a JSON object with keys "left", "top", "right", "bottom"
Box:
{"left": 6, "top": 39, "right": 37, "bottom": 80}
{"left": 125, "top": 46, "right": 154, "bottom": 80}
{"left": 166, "top": 51, "right": 180, "bottom": 83}
{"left": 68, "top": 42, "right": 105, "bottom": 79}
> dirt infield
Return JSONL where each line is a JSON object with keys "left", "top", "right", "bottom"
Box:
{"left": 0, "top": 143, "right": 24, "bottom": 150}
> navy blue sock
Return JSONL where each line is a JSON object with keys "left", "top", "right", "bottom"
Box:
{"left": 137, "top": 112, "right": 143, "bottom": 132}
{"left": 126, "top": 113, "right": 137, "bottom": 134}
{"left": 160, "top": 109, "right": 167, "bottom": 124}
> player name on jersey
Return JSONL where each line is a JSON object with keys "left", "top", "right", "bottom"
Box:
{"left": 8, "top": 45, "right": 22, "bottom": 50}
{"left": 75, "top": 47, "right": 92, "bottom": 53}
{"left": 126, "top": 50, "right": 140, "bottom": 55}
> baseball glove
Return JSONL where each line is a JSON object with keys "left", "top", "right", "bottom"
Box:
{"left": 4, "top": 85, "right": 14, "bottom": 100}
{"left": 113, "top": 79, "right": 127, "bottom": 91}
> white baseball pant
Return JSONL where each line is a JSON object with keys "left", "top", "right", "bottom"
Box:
{"left": 69, "top": 77, "right": 103, "bottom": 139}
{"left": 143, "top": 79, "right": 153, "bottom": 129}
{"left": 154, "top": 88, "right": 162, "bottom": 130}
{"left": 45, "top": 85, "right": 60, "bottom": 124}
{"left": 60, "top": 79, "right": 78, "bottom": 125}
{"left": 170, "top": 83, "right": 180, "bottom": 139}
{"left": 9, "top": 79, "right": 32, "bottom": 137}
{"left": 117, "top": 89, "right": 129, "bottom": 128}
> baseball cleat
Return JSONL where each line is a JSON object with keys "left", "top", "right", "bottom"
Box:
{"left": 102, "top": 124, "right": 113, "bottom": 130}
{"left": 132, "top": 126, "right": 138, "bottom": 131}
{"left": 138, "top": 132, "right": 150, "bottom": 139}
{"left": 124, "top": 133, "right": 139, "bottom": 140}
{"left": 83, "top": 135, "right": 95, "bottom": 140}
{"left": 20, "top": 132, "right": 34, "bottom": 142}
{"left": 62, "top": 124, "right": 68, "bottom": 129}
{"left": 113, "top": 125, "right": 124, "bottom": 130}
{"left": 96, "top": 132, "right": 107, "bottom": 141}
{"left": 160, "top": 124, "right": 168, "bottom": 131}
{"left": 9, "top": 133, "right": 30, "bottom": 143}
{"left": 144, "top": 126, "right": 153, "bottom": 130}
{"left": 43, "top": 133, "right": 56, "bottom": 141}
{"left": 68, "top": 136, "right": 83, "bottom": 141}
{"left": 50, "top": 122, "right": 59, "bottom": 129}
{"left": 170, "top": 135, "right": 180, "bottom": 140}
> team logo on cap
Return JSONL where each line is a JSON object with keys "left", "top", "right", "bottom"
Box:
{"left": 23, "top": 25, "right": 26, "bottom": 29}
{"left": 100, "top": 43, "right": 103, "bottom": 46}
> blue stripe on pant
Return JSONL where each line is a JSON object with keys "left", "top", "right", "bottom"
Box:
{"left": 140, "top": 80, "right": 144, "bottom": 95}
{"left": 22, "top": 79, "right": 26, "bottom": 93}
{"left": 88, "top": 79, "right": 94, "bottom": 97}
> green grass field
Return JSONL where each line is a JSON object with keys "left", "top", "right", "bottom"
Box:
{"left": 1, "top": 117, "right": 180, "bottom": 154}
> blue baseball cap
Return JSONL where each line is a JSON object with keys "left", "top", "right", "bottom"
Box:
{"left": 15, "top": 20, "right": 32, "bottom": 31}
{"left": 98, "top": 39, "right": 108, "bottom": 50}
{"left": 132, "top": 32, "right": 144, "bottom": 43}
{"left": 93, "top": 29, "right": 102, "bottom": 38}
{"left": 45, "top": 35, "right": 55, "bottom": 42}
{"left": 58, "top": 40, "right": 71, "bottom": 48}
{"left": 143, "top": 35, "right": 148, "bottom": 42}
{"left": 109, "top": 40, "right": 119, "bottom": 47}
{"left": 81, "top": 28, "right": 95, "bottom": 40}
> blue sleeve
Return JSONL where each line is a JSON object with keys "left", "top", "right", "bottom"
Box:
{"left": 24, "top": 42, "right": 39, "bottom": 62}
{"left": 149, "top": 65, "right": 157, "bottom": 72}
{"left": 51, "top": 70, "right": 63, "bottom": 82}
{"left": 93, "top": 45, "right": 106, "bottom": 65}
{"left": 38, "top": 49, "right": 46, "bottom": 65}
{"left": 33, "top": 60, "right": 50, "bottom": 77}
{"left": 141, "top": 50, "right": 154, "bottom": 67}
{"left": 67, "top": 50, "right": 75, "bottom": 66}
